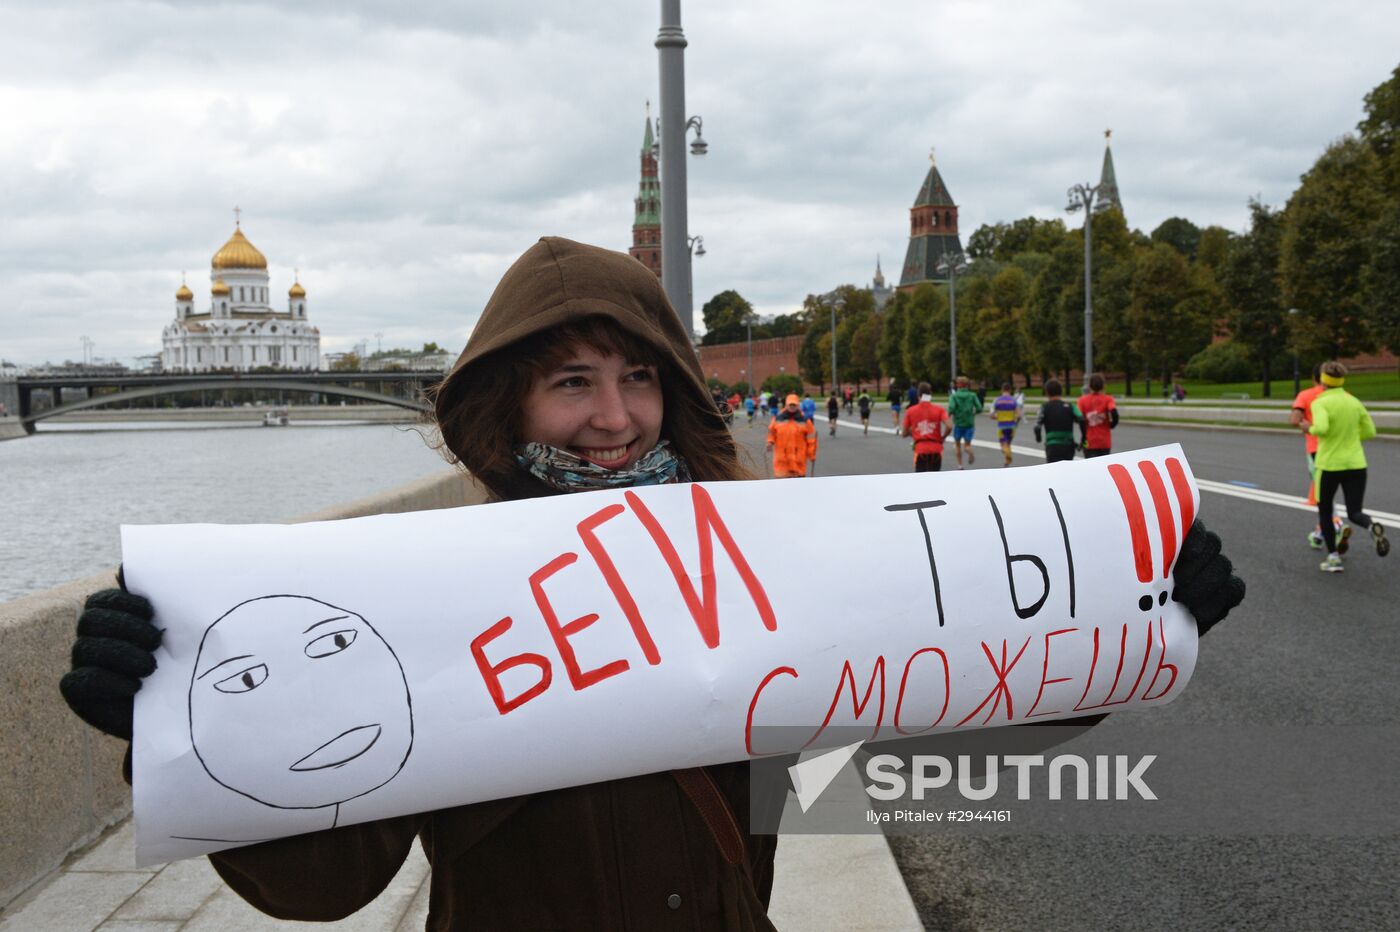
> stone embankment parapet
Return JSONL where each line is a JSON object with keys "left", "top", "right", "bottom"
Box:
{"left": 0, "top": 468, "right": 488, "bottom": 910}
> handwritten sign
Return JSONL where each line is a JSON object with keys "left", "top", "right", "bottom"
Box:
{"left": 123, "top": 444, "right": 1200, "bottom": 865}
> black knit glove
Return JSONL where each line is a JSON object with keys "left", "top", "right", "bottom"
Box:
{"left": 1172, "top": 520, "right": 1246, "bottom": 637}
{"left": 58, "top": 587, "right": 161, "bottom": 742}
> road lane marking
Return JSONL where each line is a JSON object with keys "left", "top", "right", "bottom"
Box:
{"left": 832, "top": 418, "right": 1400, "bottom": 522}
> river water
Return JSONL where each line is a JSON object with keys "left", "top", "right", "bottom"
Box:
{"left": 2, "top": 421, "right": 453, "bottom": 603}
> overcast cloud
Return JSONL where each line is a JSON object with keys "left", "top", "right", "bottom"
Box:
{"left": 1, "top": 0, "right": 1397, "bottom": 365}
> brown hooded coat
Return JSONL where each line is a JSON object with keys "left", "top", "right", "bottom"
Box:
{"left": 208, "top": 238, "right": 779, "bottom": 931}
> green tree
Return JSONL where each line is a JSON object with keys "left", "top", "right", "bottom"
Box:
{"left": 1025, "top": 239, "right": 1080, "bottom": 380}
{"left": 877, "top": 290, "right": 909, "bottom": 385}
{"left": 849, "top": 312, "right": 883, "bottom": 386}
{"left": 1280, "top": 135, "right": 1385, "bottom": 358}
{"left": 970, "top": 265, "right": 1031, "bottom": 384}
{"left": 1195, "top": 226, "right": 1233, "bottom": 274}
{"left": 1359, "top": 65, "right": 1400, "bottom": 358}
{"left": 901, "top": 284, "right": 945, "bottom": 384}
{"left": 1363, "top": 203, "right": 1400, "bottom": 358}
{"left": 1151, "top": 217, "right": 1202, "bottom": 258}
{"left": 699, "top": 290, "right": 756, "bottom": 345}
{"left": 1222, "top": 199, "right": 1288, "bottom": 395}
{"left": 798, "top": 325, "right": 826, "bottom": 391}
{"left": 421, "top": 341, "right": 443, "bottom": 354}
{"left": 1359, "top": 63, "right": 1400, "bottom": 195}
{"left": 331, "top": 352, "right": 362, "bottom": 371}
{"left": 1130, "top": 243, "right": 1214, "bottom": 391}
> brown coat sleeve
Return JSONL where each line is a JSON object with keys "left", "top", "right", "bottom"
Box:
{"left": 208, "top": 813, "right": 425, "bottom": 921}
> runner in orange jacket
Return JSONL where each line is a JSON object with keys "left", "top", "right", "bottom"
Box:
{"left": 767, "top": 393, "right": 817, "bottom": 478}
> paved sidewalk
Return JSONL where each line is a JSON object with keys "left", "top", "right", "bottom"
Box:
{"left": 1, "top": 763, "right": 922, "bottom": 931}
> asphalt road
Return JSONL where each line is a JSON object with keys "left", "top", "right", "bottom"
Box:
{"left": 732, "top": 412, "right": 1400, "bottom": 931}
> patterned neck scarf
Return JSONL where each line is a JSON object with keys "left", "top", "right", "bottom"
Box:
{"left": 514, "top": 440, "right": 691, "bottom": 492}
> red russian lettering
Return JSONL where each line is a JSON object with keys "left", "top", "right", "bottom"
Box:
{"left": 1140, "top": 618, "right": 1180, "bottom": 701}
{"left": 577, "top": 503, "right": 661, "bottom": 665}
{"left": 803, "top": 657, "right": 887, "bottom": 748}
{"left": 530, "top": 552, "right": 630, "bottom": 691}
{"left": 894, "top": 647, "right": 950, "bottom": 735}
{"left": 745, "top": 665, "right": 798, "bottom": 756}
{"left": 956, "top": 637, "right": 1032, "bottom": 727}
{"left": 1025, "top": 628, "right": 1079, "bottom": 718}
{"left": 470, "top": 615, "right": 552, "bottom": 715}
{"left": 626, "top": 485, "right": 777, "bottom": 649}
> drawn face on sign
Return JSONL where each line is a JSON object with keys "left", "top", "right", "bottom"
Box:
{"left": 188, "top": 596, "right": 413, "bottom": 810}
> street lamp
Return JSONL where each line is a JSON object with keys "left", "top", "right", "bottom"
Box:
{"left": 686, "top": 235, "right": 705, "bottom": 322}
{"left": 1066, "top": 180, "right": 1108, "bottom": 387}
{"left": 819, "top": 290, "right": 848, "bottom": 397}
{"left": 656, "top": 0, "right": 709, "bottom": 340}
{"left": 935, "top": 250, "right": 968, "bottom": 384}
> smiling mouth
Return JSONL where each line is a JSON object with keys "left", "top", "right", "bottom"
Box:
{"left": 572, "top": 442, "right": 633, "bottom": 469}
{"left": 289, "top": 724, "right": 382, "bottom": 771}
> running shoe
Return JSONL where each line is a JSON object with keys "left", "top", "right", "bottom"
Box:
{"left": 1337, "top": 526, "right": 1353, "bottom": 555}
{"left": 1320, "top": 553, "right": 1344, "bottom": 573}
{"left": 1374, "top": 522, "right": 1390, "bottom": 557}
{"left": 1307, "top": 531, "right": 1324, "bottom": 550}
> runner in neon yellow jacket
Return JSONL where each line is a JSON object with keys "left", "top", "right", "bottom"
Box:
{"left": 1305, "top": 361, "right": 1388, "bottom": 570}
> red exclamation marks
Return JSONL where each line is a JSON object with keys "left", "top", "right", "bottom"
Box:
{"left": 1108, "top": 464, "right": 1153, "bottom": 585}
{"left": 1165, "top": 457, "right": 1194, "bottom": 532}
{"left": 1111, "top": 457, "right": 1194, "bottom": 613}
{"left": 1138, "top": 462, "right": 1177, "bottom": 578}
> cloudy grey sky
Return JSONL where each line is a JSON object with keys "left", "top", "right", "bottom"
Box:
{"left": 2, "top": 0, "right": 1397, "bottom": 365}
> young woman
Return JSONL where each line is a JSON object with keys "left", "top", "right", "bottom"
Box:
{"left": 58, "top": 237, "right": 1247, "bottom": 931}
{"left": 60, "top": 238, "right": 777, "bottom": 931}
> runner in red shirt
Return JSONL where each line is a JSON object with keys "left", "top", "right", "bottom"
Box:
{"left": 1290, "top": 363, "right": 1341, "bottom": 549}
{"left": 1077, "top": 373, "right": 1118, "bottom": 457}
{"left": 901, "top": 380, "right": 951, "bottom": 472}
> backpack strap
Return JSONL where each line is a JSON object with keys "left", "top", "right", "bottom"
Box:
{"left": 671, "top": 767, "right": 749, "bottom": 867}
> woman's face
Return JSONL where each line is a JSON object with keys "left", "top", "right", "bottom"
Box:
{"left": 519, "top": 346, "right": 663, "bottom": 470}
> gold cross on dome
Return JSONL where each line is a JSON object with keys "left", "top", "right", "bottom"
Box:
{"left": 294, "top": 267, "right": 299, "bottom": 281}
{"left": 929, "top": 147, "right": 936, "bottom": 166}
{"left": 233, "top": 205, "right": 241, "bottom": 227}
{"left": 1105, "top": 128, "right": 1112, "bottom": 140}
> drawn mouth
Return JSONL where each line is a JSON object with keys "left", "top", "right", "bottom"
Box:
{"left": 289, "top": 724, "right": 382, "bottom": 771}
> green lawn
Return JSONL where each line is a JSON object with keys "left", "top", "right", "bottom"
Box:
{"left": 1015, "top": 370, "right": 1400, "bottom": 402}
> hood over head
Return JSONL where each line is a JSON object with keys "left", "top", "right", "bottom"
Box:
{"left": 432, "top": 237, "right": 735, "bottom": 498}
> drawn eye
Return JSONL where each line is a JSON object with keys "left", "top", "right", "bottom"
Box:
{"left": 213, "top": 664, "right": 268, "bottom": 694}
{"left": 305, "top": 629, "right": 357, "bottom": 658}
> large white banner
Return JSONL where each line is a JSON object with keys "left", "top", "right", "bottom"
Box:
{"left": 124, "top": 444, "right": 1201, "bottom": 865}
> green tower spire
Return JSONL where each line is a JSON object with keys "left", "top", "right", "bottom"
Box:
{"left": 629, "top": 103, "right": 662, "bottom": 276}
{"left": 1097, "top": 129, "right": 1123, "bottom": 215}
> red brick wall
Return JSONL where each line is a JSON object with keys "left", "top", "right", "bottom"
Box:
{"left": 697, "top": 336, "right": 806, "bottom": 391}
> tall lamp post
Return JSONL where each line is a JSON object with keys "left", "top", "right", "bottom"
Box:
{"left": 656, "top": 0, "right": 708, "bottom": 340}
{"left": 745, "top": 312, "right": 753, "bottom": 396}
{"left": 686, "top": 235, "right": 705, "bottom": 322}
{"left": 1066, "top": 182, "right": 1105, "bottom": 387}
{"left": 819, "top": 290, "right": 847, "bottom": 396}
{"left": 935, "top": 250, "right": 967, "bottom": 383}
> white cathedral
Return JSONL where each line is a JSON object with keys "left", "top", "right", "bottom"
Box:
{"left": 161, "top": 219, "right": 321, "bottom": 373}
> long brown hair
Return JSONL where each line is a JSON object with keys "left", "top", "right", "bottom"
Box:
{"left": 429, "top": 316, "right": 753, "bottom": 499}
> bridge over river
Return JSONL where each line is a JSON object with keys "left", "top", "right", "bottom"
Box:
{"left": 0, "top": 371, "right": 440, "bottom": 436}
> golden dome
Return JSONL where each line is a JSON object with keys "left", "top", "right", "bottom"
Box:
{"left": 211, "top": 226, "right": 268, "bottom": 270}
{"left": 176, "top": 283, "right": 194, "bottom": 301}
{"left": 211, "top": 278, "right": 231, "bottom": 295}
{"left": 288, "top": 281, "right": 306, "bottom": 298}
